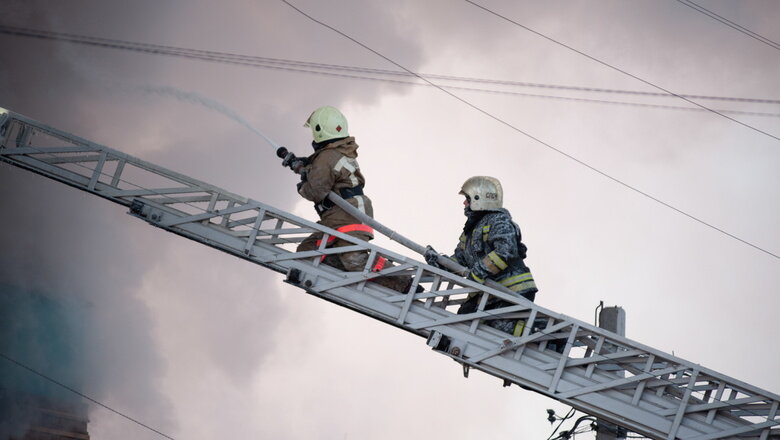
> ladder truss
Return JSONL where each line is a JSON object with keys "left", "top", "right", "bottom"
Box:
{"left": 1, "top": 108, "right": 778, "bottom": 440}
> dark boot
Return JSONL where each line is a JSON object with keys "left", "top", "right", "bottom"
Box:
{"left": 370, "top": 276, "right": 412, "bottom": 293}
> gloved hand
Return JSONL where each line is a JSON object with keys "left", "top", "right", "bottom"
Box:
{"left": 277, "top": 147, "right": 309, "bottom": 175}
{"left": 424, "top": 245, "right": 441, "bottom": 268}
{"left": 290, "top": 159, "right": 307, "bottom": 175}
{"left": 296, "top": 173, "right": 307, "bottom": 192}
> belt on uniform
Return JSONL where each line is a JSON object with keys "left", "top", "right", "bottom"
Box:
{"left": 315, "top": 185, "right": 364, "bottom": 216}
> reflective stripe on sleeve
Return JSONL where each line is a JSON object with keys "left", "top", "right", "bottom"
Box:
{"left": 481, "top": 255, "right": 501, "bottom": 275}
{"left": 487, "top": 251, "right": 508, "bottom": 270}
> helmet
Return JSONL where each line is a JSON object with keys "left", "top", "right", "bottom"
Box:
{"left": 459, "top": 176, "right": 503, "bottom": 211}
{"left": 304, "top": 105, "right": 349, "bottom": 143}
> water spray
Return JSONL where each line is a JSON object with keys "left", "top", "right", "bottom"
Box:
{"left": 138, "top": 86, "right": 312, "bottom": 175}
{"left": 139, "top": 85, "right": 283, "bottom": 149}
{"left": 134, "top": 89, "right": 515, "bottom": 292}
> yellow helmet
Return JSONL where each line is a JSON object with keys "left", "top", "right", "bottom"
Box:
{"left": 304, "top": 105, "right": 349, "bottom": 143}
{"left": 459, "top": 176, "right": 503, "bottom": 211}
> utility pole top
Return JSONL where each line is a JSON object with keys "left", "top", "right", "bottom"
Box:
{"left": 597, "top": 305, "right": 627, "bottom": 440}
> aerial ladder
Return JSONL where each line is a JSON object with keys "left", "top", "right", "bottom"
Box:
{"left": 1, "top": 108, "right": 778, "bottom": 440}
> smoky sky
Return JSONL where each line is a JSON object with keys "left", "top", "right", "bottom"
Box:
{"left": 1, "top": 1, "right": 779, "bottom": 439}
{"left": 0, "top": 0, "right": 429, "bottom": 438}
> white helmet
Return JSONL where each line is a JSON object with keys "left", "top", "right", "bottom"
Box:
{"left": 304, "top": 105, "right": 349, "bottom": 143}
{"left": 459, "top": 176, "right": 503, "bottom": 211}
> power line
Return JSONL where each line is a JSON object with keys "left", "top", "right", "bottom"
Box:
{"left": 278, "top": 0, "right": 780, "bottom": 261}
{"left": 676, "top": 0, "right": 780, "bottom": 51}
{"left": 463, "top": 0, "right": 780, "bottom": 142}
{"left": 3, "top": 23, "right": 778, "bottom": 104}
{"left": 0, "top": 352, "right": 175, "bottom": 440}
{"left": 1, "top": 20, "right": 778, "bottom": 258}
{"left": 547, "top": 408, "right": 577, "bottom": 440}
{"left": 1, "top": 24, "right": 779, "bottom": 119}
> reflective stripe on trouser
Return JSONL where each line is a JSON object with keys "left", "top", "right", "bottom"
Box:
{"left": 299, "top": 224, "right": 390, "bottom": 275}
{"left": 314, "top": 223, "right": 374, "bottom": 248}
{"left": 314, "top": 224, "right": 374, "bottom": 264}
{"left": 298, "top": 225, "right": 373, "bottom": 272}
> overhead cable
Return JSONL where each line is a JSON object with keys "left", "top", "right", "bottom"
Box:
{"left": 463, "top": 0, "right": 780, "bottom": 142}
{"left": 676, "top": 0, "right": 780, "bottom": 51}
{"left": 546, "top": 408, "right": 577, "bottom": 440}
{"left": 0, "top": 24, "right": 778, "bottom": 118}
{"left": 1, "top": 20, "right": 777, "bottom": 258}
{"left": 278, "top": 0, "right": 779, "bottom": 260}
{"left": 0, "top": 352, "right": 176, "bottom": 440}
{"left": 1, "top": 23, "right": 776, "bottom": 103}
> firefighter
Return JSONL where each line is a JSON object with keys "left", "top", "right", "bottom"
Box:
{"left": 425, "top": 176, "right": 537, "bottom": 336}
{"left": 293, "top": 106, "right": 408, "bottom": 291}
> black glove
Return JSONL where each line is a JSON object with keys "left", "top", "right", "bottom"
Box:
{"left": 290, "top": 158, "right": 307, "bottom": 175}
{"left": 424, "top": 246, "right": 441, "bottom": 268}
{"left": 296, "top": 173, "right": 307, "bottom": 192}
{"left": 278, "top": 147, "right": 309, "bottom": 174}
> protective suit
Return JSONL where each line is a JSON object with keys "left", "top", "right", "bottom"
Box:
{"left": 294, "top": 106, "right": 409, "bottom": 292}
{"left": 454, "top": 207, "right": 537, "bottom": 335}
{"left": 296, "top": 135, "right": 374, "bottom": 271}
{"left": 427, "top": 176, "right": 537, "bottom": 336}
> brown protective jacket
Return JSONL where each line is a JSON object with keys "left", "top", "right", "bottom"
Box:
{"left": 297, "top": 137, "right": 374, "bottom": 236}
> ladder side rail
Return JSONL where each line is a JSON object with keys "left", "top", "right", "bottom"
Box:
{"left": 133, "top": 185, "right": 780, "bottom": 440}
{"left": 0, "top": 112, "right": 251, "bottom": 206}
{"left": 3, "top": 109, "right": 779, "bottom": 440}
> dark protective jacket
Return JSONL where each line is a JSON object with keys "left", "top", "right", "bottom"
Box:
{"left": 453, "top": 208, "right": 537, "bottom": 300}
{"left": 297, "top": 136, "right": 373, "bottom": 239}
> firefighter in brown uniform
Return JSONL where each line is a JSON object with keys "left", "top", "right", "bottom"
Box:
{"left": 294, "top": 106, "right": 408, "bottom": 291}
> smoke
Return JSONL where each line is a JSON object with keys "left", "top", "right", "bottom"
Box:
{"left": 0, "top": 159, "right": 179, "bottom": 436}
{"left": 0, "top": 286, "right": 89, "bottom": 438}
{"left": 0, "top": 4, "right": 181, "bottom": 435}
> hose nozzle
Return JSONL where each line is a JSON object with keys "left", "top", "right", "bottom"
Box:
{"left": 277, "top": 147, "right": 307, "bottom": 174}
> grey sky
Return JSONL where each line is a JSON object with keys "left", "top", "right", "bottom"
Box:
{"left": 1, "top": 0, "right": 779, "bottom": 438}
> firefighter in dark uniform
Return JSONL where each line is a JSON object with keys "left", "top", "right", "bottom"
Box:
{"left": 425, "top": 176, "right": 537, "bottom": 336}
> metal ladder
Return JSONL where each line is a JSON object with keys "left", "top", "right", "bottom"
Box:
{"left": 1, "top": 108, "right": 778, "bottom": 440}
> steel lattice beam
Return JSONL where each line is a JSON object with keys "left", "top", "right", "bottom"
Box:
{"left": 1, "top": 108, "right": 778, "bottom": 440}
